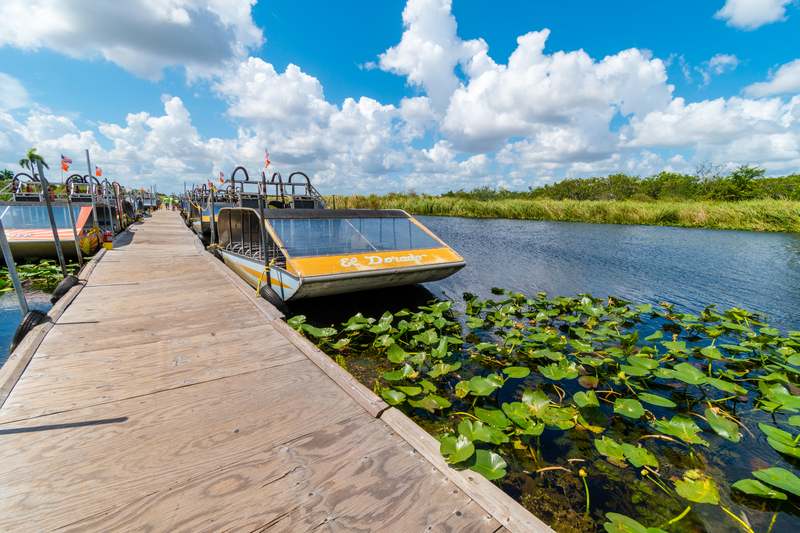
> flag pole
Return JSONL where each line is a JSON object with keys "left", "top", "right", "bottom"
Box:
{"left": 85, "top": 150, "right": 99, "bottom": 230}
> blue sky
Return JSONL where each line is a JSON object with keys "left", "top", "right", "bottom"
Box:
{"left": 1, "top": 0, "right": 798, "bottom": 195}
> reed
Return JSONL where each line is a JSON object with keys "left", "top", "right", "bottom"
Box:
{"left": 324, "top": 196, "right": 800, "bottom": 233}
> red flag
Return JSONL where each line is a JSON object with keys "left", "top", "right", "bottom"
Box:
{"left": 265, "top": 149, "right": 270, "bottom": 168}
{"left": 219, "top": 171, "right": 224, "bottom": 183}
{"left": 96, "top": 167, "right": 102, "bottom": 177}
{"left": 61, "top": 162, "right": 69, "bottom": 171}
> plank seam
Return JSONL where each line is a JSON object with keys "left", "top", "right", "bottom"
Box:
{"left": 0, "top": 249, "right": 107, "bottom": 409}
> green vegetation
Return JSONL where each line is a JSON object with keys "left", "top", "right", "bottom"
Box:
{"left": 1, "top": 258, "right": 81, "bottom": 293}
{"left": 18, "top": 147, "right": 48, "bottom": 172}
{"left": 291, "top": 290, "right": 800, "bottom": 533}
{"left": 325, "top": 165, "right": 800, "bottom": 232}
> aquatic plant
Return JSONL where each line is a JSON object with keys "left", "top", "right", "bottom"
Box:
{"left": 291, "top": 289, "right": 800, "bottom": 533}
{"left": 1, "top": 258, "right": 81, "bottom": 293}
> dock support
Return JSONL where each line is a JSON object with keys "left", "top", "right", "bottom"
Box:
{"left": 0, "top": 218, "right": 28, "bottom": 316}
{"left": 36, "top": 161, "right": 68, "bottom": 278}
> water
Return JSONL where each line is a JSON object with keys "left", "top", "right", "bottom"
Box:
{"left": 297, "top": 216, "right": 800, "bottom": 333}
{"left": 0, "top": 290, "right": 52, "bottom": 365}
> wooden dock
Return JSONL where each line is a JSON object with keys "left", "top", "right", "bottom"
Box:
{"left": 0, "top": 211, "right": 552, "bottom": 532}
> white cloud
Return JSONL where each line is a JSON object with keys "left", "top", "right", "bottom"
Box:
{"left": 745, "top": 59, "right": 800, "bottom": 97}
{"left": 0, "top": 0, "right": 263, "bottom": 80}
{"left": 695, "top": 53, "right": 739, "bottom": 86}
{"left": 714, "top": 0, "right": 794, "bottom": 30}
{"left": 0, "top": 73, "right": 29, "bottom": 111}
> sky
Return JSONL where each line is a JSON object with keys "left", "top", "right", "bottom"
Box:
{"left": 0, "top": 0, "right": 798, "bottom": 195}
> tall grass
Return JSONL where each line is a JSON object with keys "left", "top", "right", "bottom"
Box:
{"left": 324, "top": 196, "right": 800, "bottom": 233}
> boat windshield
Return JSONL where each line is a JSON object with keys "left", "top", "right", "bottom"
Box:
{"left": 0, "top": 205, "right": 82, "bottom": 230}
{"left": 267, "top": 217, "right": 445, "bottom": 258}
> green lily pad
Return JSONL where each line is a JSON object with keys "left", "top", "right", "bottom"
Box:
{"left": 767, "top": 438, "right": 800, "bottom": 459}
{"left": 467, "top": 376, "right": 501, "bottom": 396}
{"left": 614, "top": 399, "right": 645, "bottom": 419}
{"left": 675, "top": 470, "right": 720, "bottom": 504}
{"left": 539, "top": 363, "right": 568, "bottom": 381}
{"left": 381, "top": 364, "right": 415, "bottom": 381}
{"left": 731, "top": 479, "right": 787, "bottom": 500}
{"left": 408, "top": 394, "right": 450, "bottom": 412}
{"left": 619, "top": 365, "right": 651, "bottom": 377}
{"left": 578, "top": 375, "right": 600, "bottom": 389}
{"left": 752, "top": 468, "right": 800, "bottom": 498}
{"left": 427, "top": 362, "right": 460, "bottom": 379}
{"left": 301, "top": 324, "right": 337, "bottom": 338}
{"left": 502, "top": 402, "right": 534, "bottom": 430}
{"left": 621, "top": 444, "right": 658, "bottom": 468}
{"left": 386, "top": 343, "right": 410, "bottom": 364}
{"left": 705, "top": 408, "right": 740, "bottom": 443}
{"left": 475, "top": 407, "right": 510, "bottom": 429}
{"left": 603, "top": 513, "right": 668, "bottom": 533}
{"left": 413, "top": 328, "right": 439, "bottom": 345}
{"left": 503, "top": 366, "right": 531, "bottom": 379}
{"left": 381, "top": 390, "right": 406, "bottom": 405}
{"left": 700, "top": 346, "right": 724, "bottom": 359}
{"left": 637, "top": 393, "right": 676, "bottom": 408}
{"left": 573, "top": 390, "right": 599, "bottom": 408}
{"left": 650, "top": 414, "right": 709, "bottom": 447}
{"left": 663, "top": 362, "right": 706, "bottom": 385}
{"left": 704, "top": 378, "right": 747, "bottom": 395}
{"left": 394, "top": 385, "right": 422, "bottom": 396}
{"left": 627, "top": 356, "right": 659, "bottom": 370}
{"left": 467, "top": 449, "right": 507, "bottom": 480}
{"left": 458, "top": 419, "right": 493, "bottom": 443}
{"left": 440, "top": 434, "right": 475, "bottom": 463}
{"left": 522, "top": 388, "right": 551, "bottom": 417}
{"left": 758, "top": 423, "right": 796, "bottom": 447}
{"left": 595, "top": 437, "right": 627, "bottom": 464}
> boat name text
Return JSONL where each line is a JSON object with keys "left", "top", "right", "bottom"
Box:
{"left": 340, "top": 254, "right": 427, "bottom": 268}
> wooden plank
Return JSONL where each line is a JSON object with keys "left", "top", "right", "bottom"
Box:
{"left": 0, "top": 361, "right": 367, "bottom": 531}
{"left": 380, "top": 408, "right": 554, "bottom": 533}
{"left": 271, "top": 319, "right": 389, "bottom": 418}
{"left": 0, "top": 323, "right": 302, "bottom": 424}
{"left": 53, "top": 417, "right": 500, "bottom": 533}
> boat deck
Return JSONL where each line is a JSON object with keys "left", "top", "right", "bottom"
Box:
{"left": 0, "top": 210, "right": 551, "bottom": 532}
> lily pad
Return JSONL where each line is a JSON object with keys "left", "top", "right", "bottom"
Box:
{"left": 637, "top": 393, "right": 676, "bottom": 408}
{"left": 621, "top": 444, "right": 658, "bottom": 468}
{"left": 603, "top": 513, "right": 668, "bottom": 533}
{"left": 662, "top": 362, "right": 706, "bottom": 385}
{"left": 381, "top": 364, "right": 415, "bottom": 381}
{"left": 301, "top": 324, "right": 337, "bottom": 338}
{"left": 467, "top": 449, "right": 507, "bottom": 480}
{"left": 573, "top": 390, "right": 600, "bottom": 408}
{"left": 614, "top": 399, "right": 645, "bottom": 419}
{"left": 650, "top": 414, "right": 709, "bottom": 447}
{"left": 381, "top": 390, "right": 405, "bottom": 405}
{"left": 752, "top": 468, "right": 800, "bottom": 498}
{"left": 502, "top": 402, "right": 534, "bottom": 430}
{"left": 503, "top": 366, "right": 531, "bottom": 379}
{"left": 427, "top": 362, "right": 460, "bottom": 379}
{"left": 522, "top": 388, "right": 551, "bottom": 416}
{"left": 458, "top": 419, "right": 493, "bottom": 443}
{"left": 394, "top": 385, "right": 422, "bottom": 396}
{"left": 595, "top": 437, "right": 627, "bottom": 465}
{"left": 731, "top": 479, "right": 787, "bottom": 500}
{"left": 675, "top": 470, "right": 720, "bottom": 504}
{"left": 467, "top": 376, "right": 501, "bottom": 396}
{"left": 475, "top": 407, "right": 510, "bottom": 429}
{"left": 440, "top": 434, "right": 475, "bottom": 463}
{"left": 705, "top": 408, "right": 740, "bottom": 443}
{"left": 386, "top": 344, "right": 410, "bottom": 364}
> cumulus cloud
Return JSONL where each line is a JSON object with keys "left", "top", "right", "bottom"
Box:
{"left": 0, "top": 0, "right": 263, "bottom": 79}
{"left": 714, "top": 0, "right": 794, "bottom": 30}
{"left": 745, "top": 59, "right": 800, "bottom": 97}
{"left": 695, "top": 53, "right": 739, "bottom": 86}
{"left": 0, "top": 73, "right": 29, "bottom": 111}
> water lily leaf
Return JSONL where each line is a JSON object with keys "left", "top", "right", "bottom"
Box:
{"left": 413, "top": 329, "right": 439, "bottom": 345}
{"left": 454, "top": 381, "right": 470, "bottom": 398}
{"left": 627, "top": 356, "right": 659, "bottom": 370}
{"left": 637, "top": 393, "right": 676, "bottom": 408}
{"left": 731, "top": 479, "right": 787, "bottom": 500}
{"left": 644, "top": 330, "right": 663, "bottom": 341}
{"left": 650, "top": 414, "right": 709, "bottom": 447}
{"left": 767, "top": 438, "right": 800, "bottom": 459}
{"left": 538, "top": 363, "right": 568, "bottom": 381}
{"left": 578, "top": 375, "right": 600, "bottom": 389}
{"left": 704, "top": 378, "right": 747, "bottom": 395}
{"left": 467, "top": 449, "right": 507, "bottom": 480}
{"left": 621, "top": 444, "right": 658, "bottom": 468}
{"left": 573, "top": 390, "right": 599, "bottom": 408}
{"left": 381, "top": 364, "right": 414, "bottom": 381}
{"left": 721, "top": 321, "right": 749, "bottom": 332}
{"left": 595, "top": 437, "right": 627, "bottom": 465}
{"left": 758, "top": 423, "right": 796, "bottom": 447}
{"left": 386, "top": 343, "right": 410, "bottom": 364}
{"left": 636, "top": 304, "right": 653, "bottom": 313}
{"left": 705, "top": 409, "right": 740, "bottom": 442}
{"left": 603, "top": 513, "right": 668, "bottom": 533}
{"left": 467, "top": 376, "right": 500, "bottom": 396}
{"left": 431, "top": 337, "right": 449, "bottom": 359}
{"left": 700, "top": 346, "right": 724, "bottom": 360}
{"left": 503, "top": 366, "right": 530, "bottom": 379}
{"left": 570, "top": 339, "right": 594, "bottom": 353}
{"left": 394, "top": 385, "right": 422, "bottom": 396}
{"left": 752, "top": 468, "right": 800, "bottom": 498}
{"left": 440, "top": 434, "right": 475, "bottom": 463}
{"left": 428, "top": 362, "right": 460, "bottom": 379}
{"left": 675, "top": 470, "right": 720, "bottom": 504}
{"left": 787, "top": 415, "right": 800, "bottom": 428}
{"left": 458, "top": 419, "right": 493, "bottom": 443}
{"left": 475, "top": 407, "right": 509, "bottom": 429}
{"left": 287, "top": 315, "right": 306, "bottom": 328}
{"left": 614, "top": 399, "right": 645, "bottom": 419}
{"left": 662, "top": 341, "right": 687, "bottom": 352}
{"left": 663, "top": 362, "right": 706, "bottom": 385}
{"left": 381, "top": 390, "right": 406, "bottom": 405}
{"left": 301, "top": 324, "right": 337, "bottom": 338}
{"left": 466, "top": 316, "right": 483, "bottom": 328}
{"left": 502, "top": 402, "right": 534, "bottom": 430}
{"left": 522, "top": 388, "right": 550, "bottom": 416}
{"left": 408, "top": 394, "right": 448, "bottom": 412}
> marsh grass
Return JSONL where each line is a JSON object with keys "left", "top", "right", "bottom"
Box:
{"left": 325, "top": 195, "right": 800, "bottom": 233}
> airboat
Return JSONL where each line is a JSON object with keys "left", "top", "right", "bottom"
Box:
{"left": 212, "top": 168, "right": 465, "bottom": 302}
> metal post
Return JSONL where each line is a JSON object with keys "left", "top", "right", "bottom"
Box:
{"left": 0, "top": 217, "right": 29, "bottom": 316}
{"left": 65, "top": 183, "right": 84, "bottom": 268}
{"left": 209, "top": 187, "right": 216, "bottom": 245}
{"left": 36, "top": 161, "right": 68, "bottom": 277}
{"left": 85, "top": 150, "right": 99, "bottom": 229}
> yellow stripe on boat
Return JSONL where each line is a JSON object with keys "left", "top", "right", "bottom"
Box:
{"left": 226, "top": 259, "right": 293, "bottom": 289}
{"left": 291, "top": 247, "right": 464, "bottom": 277}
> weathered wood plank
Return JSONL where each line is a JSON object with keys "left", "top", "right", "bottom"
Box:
{"left": 0, "top": 361, "right": 367, "bottom": 531}
{"left": 0, "top": 323, "right": 302, "bottom": 424}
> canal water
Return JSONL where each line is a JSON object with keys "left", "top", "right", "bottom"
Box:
{"left": 0, "top": 290, "right": 52, "bottom": 366}
{"left": 295, "top": 216, "right": 800, "bottom": 333}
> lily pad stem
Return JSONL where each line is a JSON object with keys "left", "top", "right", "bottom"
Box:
{"left": 720, "top": 505, "right": 755, "bottom": 533}
{"left": 666, "top": 505, "right": 692, "bottom": 525}
{"left": 767, "top": 512, "right": 777, "bottom": 533}
{"left": 581, "top": 474, "right": 590, "bottom": 516}
{"left": 452, "top": 411, "right": 481, "bottom": 421}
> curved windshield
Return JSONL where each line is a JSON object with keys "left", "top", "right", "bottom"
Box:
{"left": 0, "top": 205, "right": 82, "bottom": 229}
{"left": 268, "top": 217, "right": 444, "bottom": 258}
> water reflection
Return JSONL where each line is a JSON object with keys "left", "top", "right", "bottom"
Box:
{"left": 0, "top": 290, "right": 52, "bottom": 365}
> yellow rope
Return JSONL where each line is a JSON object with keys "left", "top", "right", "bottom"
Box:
{"left": 255, "top": 258, "right": 277, "bottom": 297}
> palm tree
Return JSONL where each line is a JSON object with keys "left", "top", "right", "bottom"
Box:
{"left": 18, "top": 147, "right": 49, "bottom": 172}
{"left": 0, "top": 169, "right": 13, "bottom": 180}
